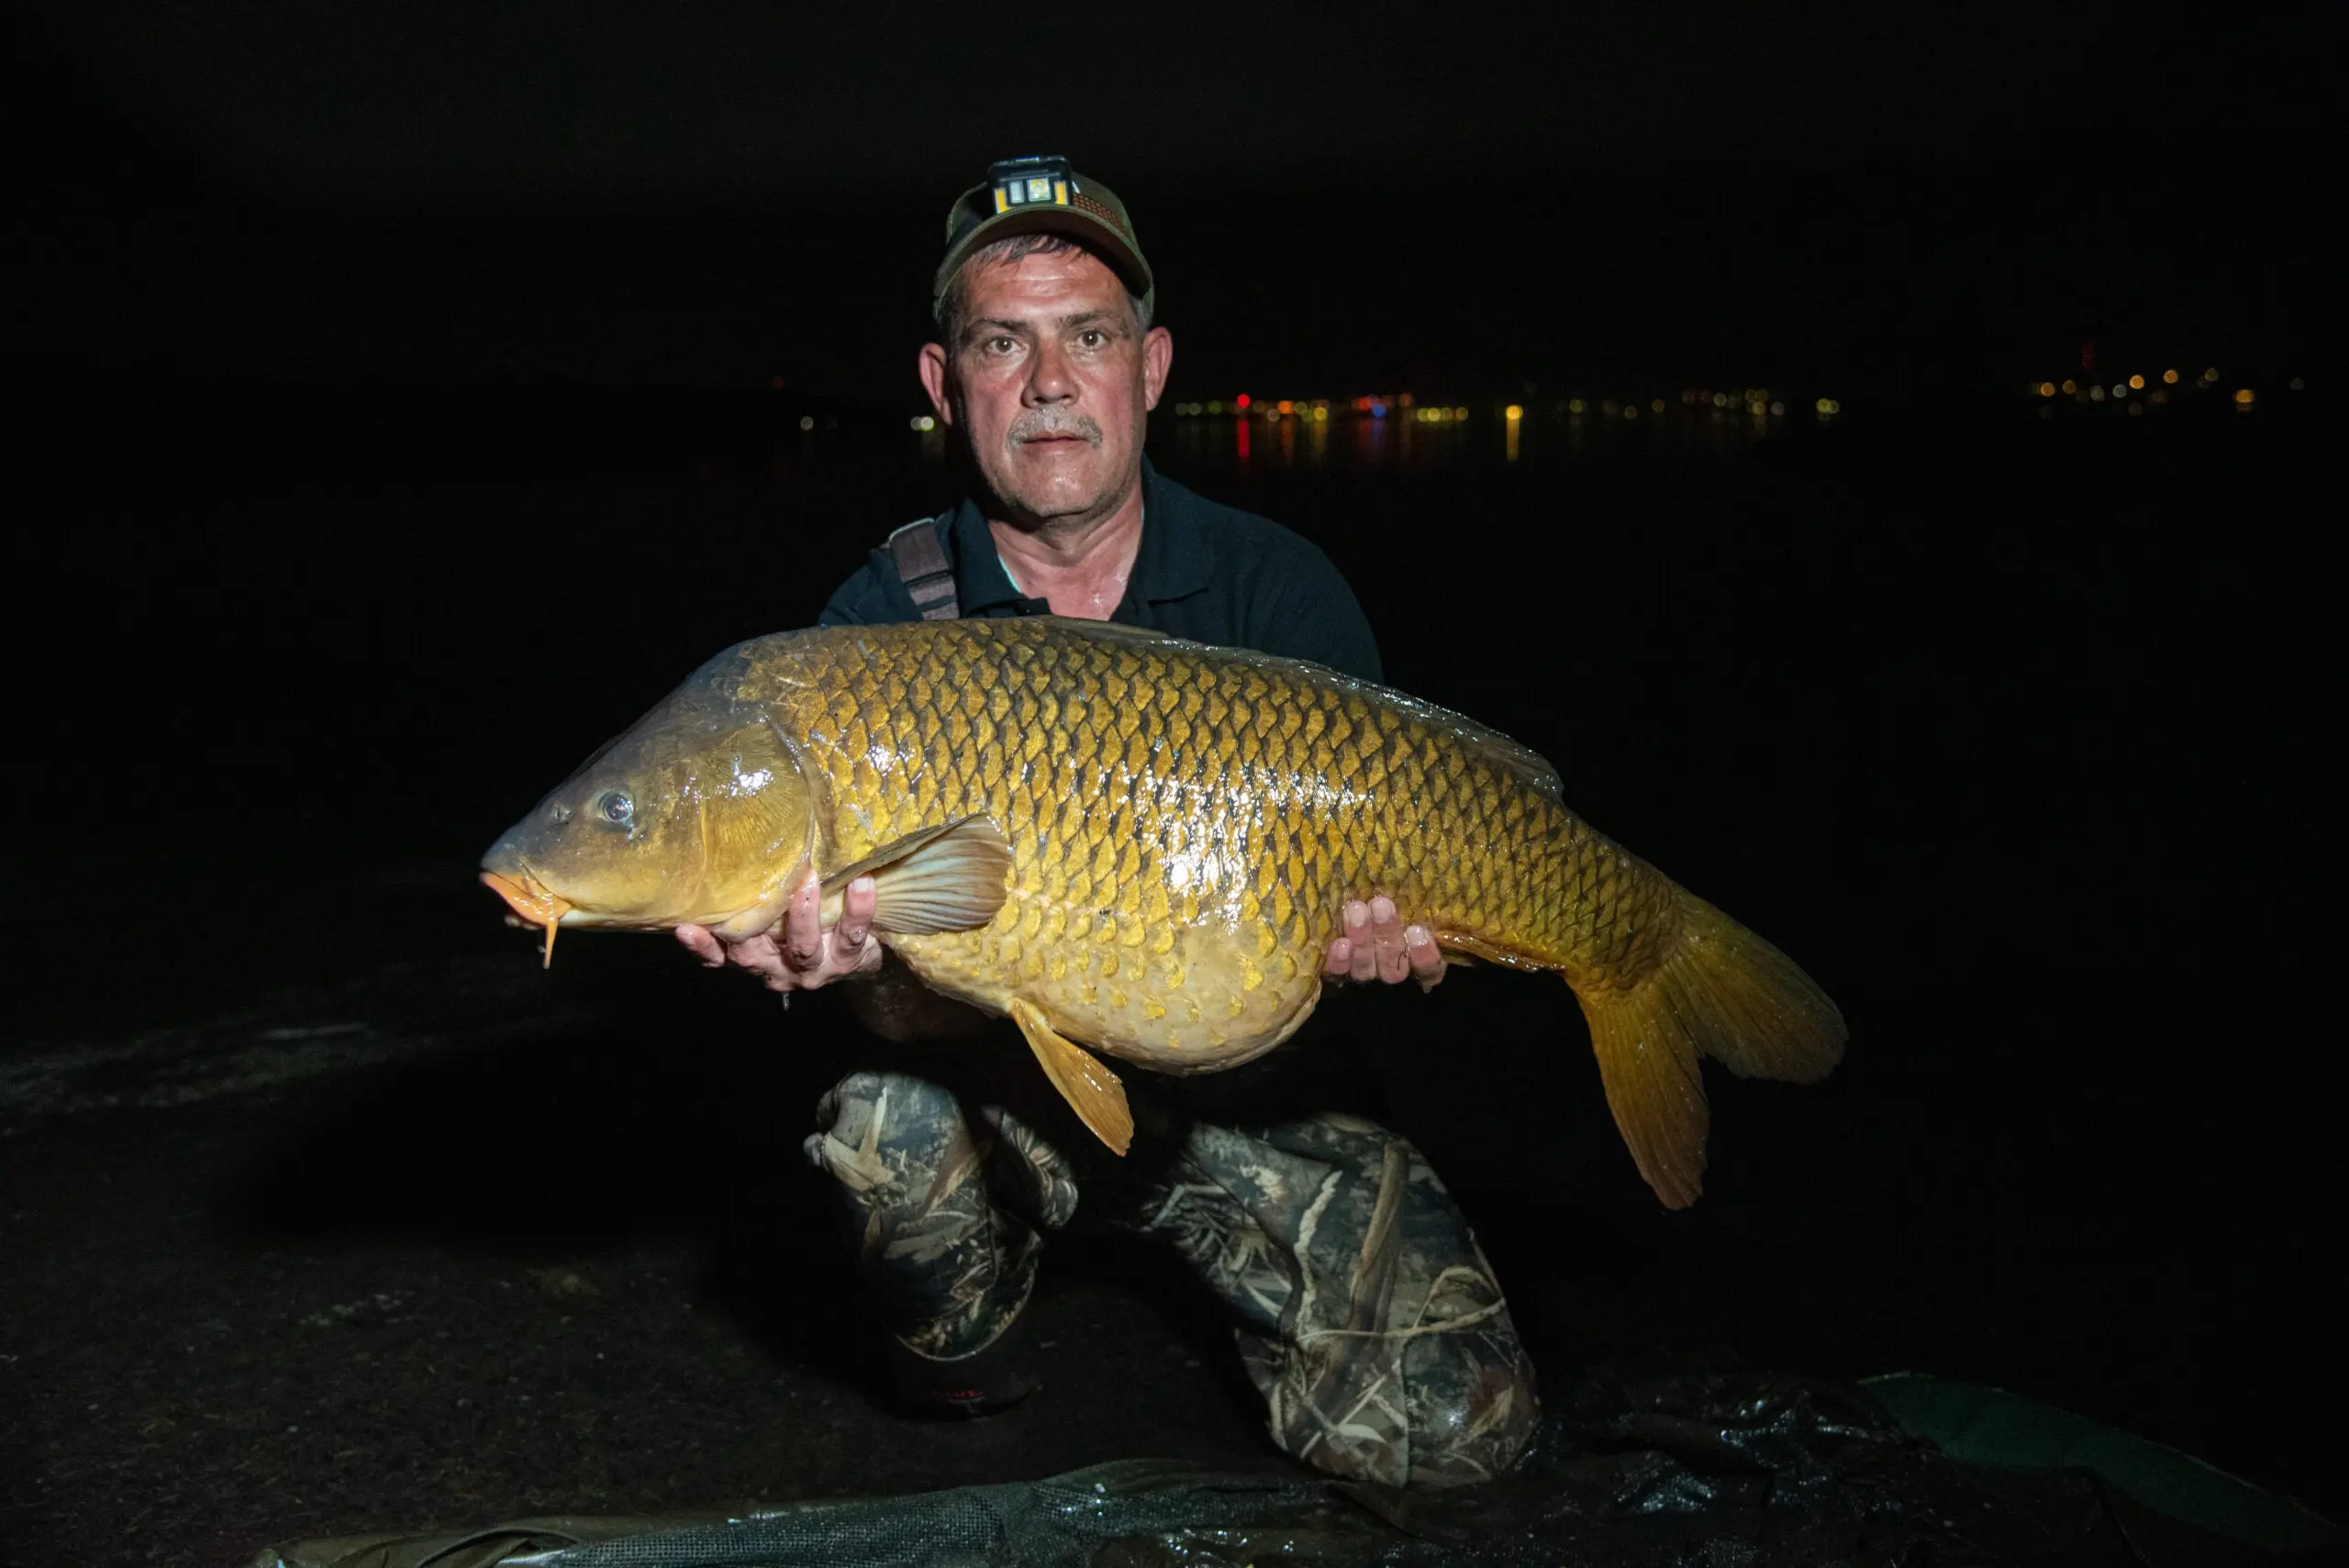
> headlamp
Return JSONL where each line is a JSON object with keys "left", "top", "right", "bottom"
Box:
{"left": 987, "top": 155, "right": 1076, "bottom": 216}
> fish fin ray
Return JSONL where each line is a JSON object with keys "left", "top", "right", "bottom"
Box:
{"left": 1576, "top": 980, "right": 1711, "bottom": 1210}
{"left": 822, "top": 817, "right": 1011, "bottom": 936}
{"left": 1009, "top": 998, "right": 1133, "bottom": 1155}
{"left": 1571, "top": 888, "right": 1846, "bottom": 1208}
{"left": 1432, "top": 930, "right": 1555, "bottom": 973}
{"left": 1049, "top": 618, "right": 1564, "bottom": 799}
{"left": 1659, "top": 889, "right": 1846, "bottom": 1084}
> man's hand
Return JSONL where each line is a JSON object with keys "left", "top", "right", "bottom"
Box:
{"left": 675, "top": 875, "right": 884, "bottom": 993}
{"left": 1323, "top": 895, "right": 1445, "bottom": 990}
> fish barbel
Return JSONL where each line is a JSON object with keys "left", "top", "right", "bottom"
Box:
{"left": 481, "top": 617, "right": 1843, "bottom": 1207}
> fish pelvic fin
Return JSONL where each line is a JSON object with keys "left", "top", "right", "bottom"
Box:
{"left": 1575, "top": 888, "right": 1846, "bottom": 1209}
{"left": 820, "top": 817, "right": 1011, "bottom": 936}
{"left": 1009, "top": 998, "right": 1134, "bottom": 1156}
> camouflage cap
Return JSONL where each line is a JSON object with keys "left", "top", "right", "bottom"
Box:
{"left": 934, "top": 156, "right": 1154, "bottom": 324}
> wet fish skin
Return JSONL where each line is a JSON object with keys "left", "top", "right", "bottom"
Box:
{"left": 484, "top": 617, "right": 1845, "bottom": 1206}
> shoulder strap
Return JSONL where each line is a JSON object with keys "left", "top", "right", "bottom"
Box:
{"left": 885, "top": 514, "right": 960, "bottom": 621}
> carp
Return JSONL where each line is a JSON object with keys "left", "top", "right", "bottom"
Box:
{"left": 481, "top": 617, "right": 1843, "bottom": 1207}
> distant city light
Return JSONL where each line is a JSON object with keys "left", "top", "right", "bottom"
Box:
{"left": 2289, "top": 377, "right": 2305, "bottom": 391}
{"left": 2128, "top": 374, "right": 2145, "bottom": 390}
{"left": 1369, "top": 402, "right": 1386, "bottom": 418}
{"left": 2234, "top": 388, "right": 2256, "bottom": 407}
{"left": 2039, "top": 383, "right": 2057, "bottom": 397}
{"left": 1276, "top": 399, "right": 1294, "bottom": 415}
{"left": 2062, "top": 379, "right": 2078, "bottom": 395}
{"left": 798, "top": 415, "right": 815, "bottom": 431}
{"left": 1814, "top": 397, "right": 1840, "bottom": 417}
{"left": 2089, "top": 386, "right": 2106, "bottom": 402}
{"left": 2204, "top": 368, "right": 2221, "bottom": 382}
{"left": 1769, "top": 401, "right": 1785, "bottom": 417}
{"left": 1713, "top": 393, "right": 1729, "bottom": 408}
{"left": 910, "top": 415, "right": 936, "bottom": 431}
{"left": 1650, "top": 399, "right": 1665, "bottom": 414}
{"left": 1454, "top": 406, "right": 1468, "bottom": 420}
{"left": 1236, "top": 394, "right": 1251, "bottom": 409}
{"left": 1567, "top": 398, "right": 1587, "bottom": 415}
{"left": 1313, "top": 406, "right": 1329, "bottom": 421}
{"left": 1208, "top": 399, "right": 1225, "bottom": 415}
{"left": 1624, "top": 406, "right": 1639, "bottom": 421}
{"left": 1504, "top": 404, "right": 1524, "bottom": 420}
{"left": 2162, "top": 369, "right": 2179, "bottom": 384}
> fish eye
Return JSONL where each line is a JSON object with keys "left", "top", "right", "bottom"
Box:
{"left": 593, "top": 789, "right": 633, "bottom": 828}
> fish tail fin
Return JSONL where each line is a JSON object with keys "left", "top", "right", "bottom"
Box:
{"left": 1573, "top": 888, "right": 1845, "bottom": 1209}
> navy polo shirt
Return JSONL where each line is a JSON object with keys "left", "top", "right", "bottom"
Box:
{"left": 818, "top": 459, "right": 1383, "bottom": 684}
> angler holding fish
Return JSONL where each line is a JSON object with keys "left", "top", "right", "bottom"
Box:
{"left": 482, "top": 158, "right": 1843, "bottom": 1487}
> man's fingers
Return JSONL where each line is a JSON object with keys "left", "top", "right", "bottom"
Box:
{"left": 838, "top": 875, "right": 876, "bottom": 950}
{"left": 783, "top": 880, "right": 824, "bottom": 968}
{"left": 1323, "top": 938, "right": 1353, "bottom": 977}
{"left": 1405, "top": 925, "right": 1445, "bottom": 990}
{"left": 1368, "top": 896, "right": 1411, "bottom": 984}
{"left": 726, "top": 932, "right": 783, "bottom": 973}
{"left": 1340, "top": 901, "right": 1375, "bottom": 983}
{"left": 674, "top": 924, "right": 724, "bottom": 967}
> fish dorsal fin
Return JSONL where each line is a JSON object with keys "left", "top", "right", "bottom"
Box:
{"left": 1041, "top": 616, "right": 1196, "bottom": 648}
{"left": 1374, "top": 689, "right": 1562, "bottom": 799}
{"left": 1009, "top": 998, "right": 1134, "bottom": 1154}
{"left": 1052, "top": 620, "right": 1564, "bottom": 801}
{"left": 821, "top": 817, "right": 1010, "bottom": 936}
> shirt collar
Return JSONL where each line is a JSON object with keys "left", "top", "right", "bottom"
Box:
{"left": 952, "top": 457, "right": 1213, "bottom": 616}
{"left": 1126, "top": 457, "right": 1213, "bottom": 606}
{"left": 948, "top": 497, "right": 1034, "bottom": 614}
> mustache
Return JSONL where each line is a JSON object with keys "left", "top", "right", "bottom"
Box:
{"left": 1007, "top": 410, "right": 1104, "bottom": 445}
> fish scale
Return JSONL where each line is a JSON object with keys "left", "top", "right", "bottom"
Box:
{"left": 486, "top": 616, "right": 1844, "bottom": 1206}
{"left": 757, "top": 621, "right": 1640, "bottom": 1053}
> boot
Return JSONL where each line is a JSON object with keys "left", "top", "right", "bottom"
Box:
{"left": 805, "top": 1071, "right": 1077, "bottom": 1417}
{"left": 1118, "top": 1111, "right": 1541, "bottom": 1486}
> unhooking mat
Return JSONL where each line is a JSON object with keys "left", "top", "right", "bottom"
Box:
{"left": 253, "top": 1362, "right": 2342, "bottom": 1568}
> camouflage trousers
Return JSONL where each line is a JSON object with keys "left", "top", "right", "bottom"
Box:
{"left": 804, "top": 1067, "right": 1542, "bottom": 1487}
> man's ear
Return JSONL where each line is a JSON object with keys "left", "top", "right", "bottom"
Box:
{"left": 918, "top": 342, "right": 954, "bottom": 427}
{"left": 1141, "top": 326, "right": 1174, "bottom": 411}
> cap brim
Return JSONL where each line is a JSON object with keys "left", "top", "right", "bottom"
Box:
{"left": 934, "top": 207, "right": 1153, "bottom": 305}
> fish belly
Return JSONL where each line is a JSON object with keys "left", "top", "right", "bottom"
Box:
{"left": 887, "top": 890, "right": 1324, "bottom": 1073}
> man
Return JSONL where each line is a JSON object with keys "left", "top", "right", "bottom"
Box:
{"left": 677, "top": 158, "right": 1538, "bottom": 1486}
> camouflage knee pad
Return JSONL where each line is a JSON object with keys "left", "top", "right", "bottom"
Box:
{"left": 1122, "top": 1112, "right": 1540, "bottom": 1487}
{"left": 804, "top": 1069, "right": 1077, "bottom": 1362}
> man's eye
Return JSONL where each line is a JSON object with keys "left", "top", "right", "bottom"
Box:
{"left": 1077, "top": 330, "right": 1106, "bottom": 349}
{"left": 986, "top": 336, "right": 1018, "bottom": 355}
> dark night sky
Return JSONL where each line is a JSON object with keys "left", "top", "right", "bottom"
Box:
{"left": 6, "top": 1, "right": 2328, "bottom": 403}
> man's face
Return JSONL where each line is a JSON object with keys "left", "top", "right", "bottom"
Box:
{"left": 919, "top": 247, "right": 1173, "bottom": 529}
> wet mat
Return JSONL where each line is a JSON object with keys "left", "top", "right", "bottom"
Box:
{"left": 253, "top": 1362, "right": 2342, "bottom": 1567}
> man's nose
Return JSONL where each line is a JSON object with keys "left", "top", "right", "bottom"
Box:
{"left": 1022, "top": 339, "right": 1075, "bottom": 404}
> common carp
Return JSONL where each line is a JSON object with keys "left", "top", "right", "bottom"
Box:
{"left": 481, "top": 617, "right": 1843, "bottom": 1207}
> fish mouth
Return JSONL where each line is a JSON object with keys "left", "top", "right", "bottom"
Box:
{"left": 480, "top": 869, "right": 574, "bottom": 969}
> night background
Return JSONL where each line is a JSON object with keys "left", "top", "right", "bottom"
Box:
{"left": 1, "top": 3, "right": 2331, "bottom": 1562}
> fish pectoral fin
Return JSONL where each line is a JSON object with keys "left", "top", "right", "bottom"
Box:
{"left": 1009, "top": 998, "right": 1133, "bottom": 1156}
{"left": 821, "top": 817, "right": 1011, "bottom": 936}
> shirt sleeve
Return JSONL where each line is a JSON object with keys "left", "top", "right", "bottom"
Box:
{"left": 1256, "top": 542, "right": 1384, "bottom": 684}
{"left": 818, "top": 552, "right": 918, "bottom": 628}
